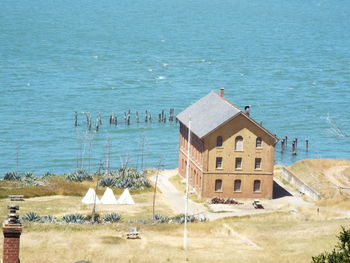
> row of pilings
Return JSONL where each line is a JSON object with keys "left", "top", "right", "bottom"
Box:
{"left": 279, "top": 136, "right": 309, "bottom": 155}
{"left": 74, "top": 108, "right": 177, "bottom": 131}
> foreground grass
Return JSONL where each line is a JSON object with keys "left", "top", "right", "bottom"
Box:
{"left": 0, "top": 212, "right": 348, "bottom": 263}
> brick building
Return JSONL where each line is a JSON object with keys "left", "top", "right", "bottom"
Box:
{"left": 176, "top": 89, "right": 277, "bottom": 199}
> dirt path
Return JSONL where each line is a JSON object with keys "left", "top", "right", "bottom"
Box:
{"left": 223, "top": 223, "right": 262, "bottom": 250}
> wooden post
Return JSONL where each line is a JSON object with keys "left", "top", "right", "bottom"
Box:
{"left": 281, "top": 139, "right": 285, "bottom": 153}
{"left": 285, "top": 136, "right": 288, "bottom": 147}
{"left": 145, "top": 110, "right": 148, "bottom": 123}
{"left": 74, "top": 112, "right": 78, "bottom": 127}
{"left": 158, "top": 113, "right": 161, "bottom": 122}
{"left": 306, "top": 140, "right": 309, "bottom": 152}
{"left": 136, "top": 111, "right": 139, "bottom": 123}
{"left": 96, "top": 117, "right": 100, "bottom": 132}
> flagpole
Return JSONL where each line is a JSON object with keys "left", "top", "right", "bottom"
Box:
{"left": 184, "top": 116, "right": 191, "bottom": 250}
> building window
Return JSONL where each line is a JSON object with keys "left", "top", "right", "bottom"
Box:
{"left": 215, "top": 179, "right": 222, "bottom": 192}
{"left": 256, "top": 137, "right": 262, "bottom": 148}
{"left": 216, "top": 157, "right": 223, "bottom": 169}
{"left": 235, "top": 158, "right": 242, "bottom": 170}
{"left": 253, "top": 180, "right": 261, "bottom": 192}
{"left": 216, "top": 136, "right": 223, "bottom": 147}
{"left": 255, "top": 158, "right": 262, "bottom": 170}
{"left": 235, "top": 136, "right": 243, "bottom": 151}
{"left": 234, "top": 180, "right": 241, "bottom": 192}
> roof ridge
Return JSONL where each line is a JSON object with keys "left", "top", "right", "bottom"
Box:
{"left": 213, "top": 91, "right": 242, "bottom": 112}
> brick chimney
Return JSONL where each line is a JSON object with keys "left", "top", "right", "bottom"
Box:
{"left": 2, "top": 204, "right": 22, "bottom": 263}
{"left": 219, "top": 88, "right": 225, "bottom": 97}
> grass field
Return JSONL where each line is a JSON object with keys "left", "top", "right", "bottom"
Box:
{"left": 1, "top": 209, "right": 348, "bottom": 263}
{"left": 1, "top": 161, "right": 350, "bottom": 262}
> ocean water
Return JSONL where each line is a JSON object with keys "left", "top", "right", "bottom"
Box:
{"left": 0, "top": 0, "right": 349, "bottom": 175}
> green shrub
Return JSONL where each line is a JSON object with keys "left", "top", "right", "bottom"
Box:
{"left": 312, "top": 226, "right": 350, "bottom": 263}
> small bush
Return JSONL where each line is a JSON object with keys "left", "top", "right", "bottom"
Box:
{"left": 85, "top": 213, "right": 101, "bottom": 223}
{"left": 103, "top": 213, "right": 121, "bottom": 223}
{"left": 22, "top": 212, "right": 41, "bottom": 222}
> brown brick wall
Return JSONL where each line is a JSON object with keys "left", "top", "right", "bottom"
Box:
{"left": 202, "top": 173, "right": 273, "bottom": 199}
{"left": 178, "top": 113, "right": 275, "bottom": 199}
{"left": 2, "top": 224, "right": 22, "bottom": 263}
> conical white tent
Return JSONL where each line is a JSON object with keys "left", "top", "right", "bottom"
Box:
{"left": 117, "top": 188, "right": 135, "bottom": 205}
{"left": 100, "top": 187, "right": 118, "bottom": 205}
{"left": 82, "top": 188, "right": 101, "bottom": 204}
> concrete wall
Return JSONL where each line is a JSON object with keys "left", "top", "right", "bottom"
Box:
{"left": 281, "top": 167, "right": 321, "bottom": 201}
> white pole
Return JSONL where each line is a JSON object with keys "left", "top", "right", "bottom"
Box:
{"left": 184, "top": 116, "right": 191, "bottom": 250}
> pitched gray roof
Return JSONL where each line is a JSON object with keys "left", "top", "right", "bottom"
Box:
{"left": 176, "top": 91, "right": 241, "bottom": 138}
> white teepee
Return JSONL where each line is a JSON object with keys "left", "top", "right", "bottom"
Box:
{"left": 117, "top": 188, "right": 135, "bottom": 205}
{"left": 100, "top": 187, "right": 118, "bottom": 205}
{"left": 82, "top": 188, "right": 101, "bottom": 204}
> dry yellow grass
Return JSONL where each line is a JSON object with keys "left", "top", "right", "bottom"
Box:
{"left": 0, "top": 212, "right": 348, "bottom": 263}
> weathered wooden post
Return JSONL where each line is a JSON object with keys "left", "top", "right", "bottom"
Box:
{"left": 285, "top": 136, "right": 288, "bottom": 147}
{"left": 88, "top": 116, "right": 92, "bottom": 130}
{"left": 98, "top": 113, "right": 102, "bottom": 125}
{"left": 281, "top": 139, "right": 285, "bottom": 152}
{"left": 145, "top": 110, "right": 148, "bottom": 123}
{"left": 292, "top": 141, "right": 297, "bottom": 155}
{"left": 74, "top": 112, "right": 78, "bottom": 127}
{"left": 136, "top": 111, "right": 139, "bottom": 123}
{"left": 96, "top": 117, "right": 100, "bottom": 132}
{"left": 295, "top": 138, "right": 298, "bottom": 151}
{"left": 306, "top": 140, "right": 309, "bottom": 152}
{"left": 127, "top": 113, "right": 130, "bottom": 125}
{"left": 158, "top": 113, "right": 161, "bottom": 122}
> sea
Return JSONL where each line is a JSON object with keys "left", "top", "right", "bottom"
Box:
{"left": 0, "top": 0, "right": 349, "bottom": 175}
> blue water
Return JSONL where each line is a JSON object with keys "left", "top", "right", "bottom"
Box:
{"left": 1, "top": 0, "right": 349, "bottom": 175}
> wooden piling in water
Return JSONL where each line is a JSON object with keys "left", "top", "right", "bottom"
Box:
{"left": 281, "top": 139, "right": 285, "bottom": 152}
{"left": 136, "top": 111, "right": 139, "bottom": 123}
{"left": 74, "top": 112, "right": 78, "bottom": 127}
{"left": 145, "top": 110, "right": 148, "bottom": 123}
{"left": 306, "top": 140, "right": 309, "bottom": 152}
{"left": 96, "top": 117, "right": 100, "bottom": 132}
{"left": 285, "top": 136, "right": 288, "bottom": 147}
{"left": 88, "top": 116, "right": 92, "bottom": 130}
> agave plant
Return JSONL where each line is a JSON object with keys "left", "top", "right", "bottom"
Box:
{"left": 103, "top": 213, "right": 121, "bottom": 223}
{"left": 40, "top": 215, "right": 56, "bottom": 223}
{"left": 22, "top": 212, "right": 41, "bottom": 222}
{"left": 22, "top": 172, "right": 37, "bottom": 184}
{"left": 99, "top": 176, "right": 116, "bottom": 187}
{"left": 42, "top": 172, "right": 55, "bottom": 179}
{"left": 66, "top": 170, "right": 92, "bottom": 182}
{"left": 3, "top": 171, "right": 22, "bottom": 181}
{"left": 153, "top": 214, "right": 171, "bottom": 224}
{"left": 62, "top": 213, "right": 85, "bottom": 224}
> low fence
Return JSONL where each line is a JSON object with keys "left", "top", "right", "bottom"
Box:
{"left": 281, "top": 167, "right": 321, "bottom": 201}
